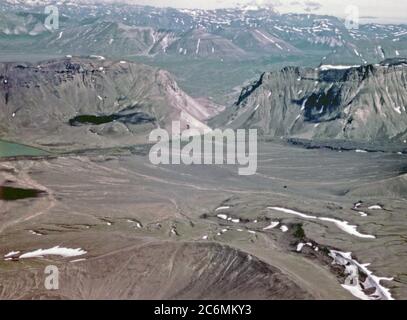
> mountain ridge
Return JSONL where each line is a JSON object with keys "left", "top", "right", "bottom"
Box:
{"left": 212, "top": 58, "right": 407, "bottom": 145}
{"left": 1, "top": 2, "right": 406, "bottom": 63}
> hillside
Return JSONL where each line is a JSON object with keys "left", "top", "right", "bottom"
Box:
{"left": 212, "top": 58, "right": 407, "bottom": 145}
{"left": 0, "top": 57, "right": 213, "bottom": 150}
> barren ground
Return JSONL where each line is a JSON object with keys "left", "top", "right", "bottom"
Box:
{"left": 1, "top": 142, "right": 406, "bottom": 299}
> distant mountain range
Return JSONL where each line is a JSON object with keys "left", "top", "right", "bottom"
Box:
{"left": 0, "top": 0, "right": 406, "bottom": 63}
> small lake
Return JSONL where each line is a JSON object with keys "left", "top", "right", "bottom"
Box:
{"left": 0, "top": 186, "right": 45, "bottom": 201}
{"left": 0, "top": 140, "right": 49, "bottom": 158}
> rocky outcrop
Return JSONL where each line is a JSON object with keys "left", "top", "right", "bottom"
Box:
{"left": 215, "top": 58, "right": 407, "bottom": 145}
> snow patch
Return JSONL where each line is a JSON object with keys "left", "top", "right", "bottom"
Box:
{"left": 393, "top": 106, "right": 402, "bottom": 114}
{"left": 4, "top": 251, "right": 20, "bottom": 258}
{"left": 195, "top": 38, "right": 201, "bottom": 55}
{"left": 301, "top": 98, "right": 308, "bottom": 111}
{"left": 329, "top": 250, "right": 394, "bottom": 300}
{"left": 320, "top": 65, "right": 359, "bottom": 71}
{"left": 18, "top": 246, "right": 87, "bottom": 259}
{"left": 280, "top": 225, "right": 288, "bottom": 232}
{"left": 90, "top": 55, "right": 105, "bottom": 60}
{"left": 268, "top": 207, "right": 375, "bottom": 239}
{"left": 263, "top": 221, "right": 279, "bottom": 230}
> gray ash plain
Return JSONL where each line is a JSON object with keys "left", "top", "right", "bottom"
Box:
{"left": 1, "top": 141, "right": 406, "bottom": 299}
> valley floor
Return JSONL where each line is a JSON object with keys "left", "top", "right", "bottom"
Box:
{"left": 1, "top": 142, "right": 406, "bottom": 299}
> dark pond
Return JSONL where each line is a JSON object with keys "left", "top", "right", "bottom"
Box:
{"left": 69, "top": 112, "right": 155, "bottom": 126}
{"left": 0, "top": 186, "right": 44, "bottom": 201}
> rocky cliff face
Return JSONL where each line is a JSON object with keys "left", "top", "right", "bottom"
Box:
{"left": 214, "top": 58, "right": 407, "bottom": 144}
{"left": 0, "top": 57, "right": 212, "bottom": 150}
